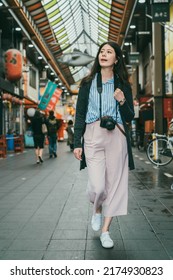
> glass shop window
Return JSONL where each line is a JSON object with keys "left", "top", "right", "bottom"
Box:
{"left": 29, "top": 68, "right": 36, "bottom": 89}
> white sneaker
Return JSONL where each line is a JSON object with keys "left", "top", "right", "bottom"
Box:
{"left": 100, "top": 231, "right": 114, "bottom": 248}
{"left": 91, "top": 213, "right": 102, "bottom": 231}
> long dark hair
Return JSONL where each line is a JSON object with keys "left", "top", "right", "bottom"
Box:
{"left": 80, "top": 41, "right": 129, "bottom": 85}
{"left": 34, "top": 110, "right": 41, "bottom": 119}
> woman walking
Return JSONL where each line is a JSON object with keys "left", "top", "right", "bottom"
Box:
{"left": 31, "top": 110, "right": 46, "bottom": 164}
{"left": 73, "top": 41, "right": 135, "bottom": 248}
{"left": 66, "top": 120, "right": 74, "bottom": 151}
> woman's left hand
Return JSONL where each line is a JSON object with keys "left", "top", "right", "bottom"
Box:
{"left": 114, "top": 88, "right": 124, "bottom": 102}
{"left": 73, "top": 148, "right": 82, "bottom": 161}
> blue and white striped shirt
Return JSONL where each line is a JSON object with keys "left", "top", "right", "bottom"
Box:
{"left": 85, "top": 74, "right": 123, "bottom": 124}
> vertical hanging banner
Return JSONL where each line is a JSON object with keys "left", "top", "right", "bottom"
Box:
{"left": 46, "top": 88, "right": 62, "bottom": 112}
{"left": 38, "top": 80, "right": 57, "bottom": 110}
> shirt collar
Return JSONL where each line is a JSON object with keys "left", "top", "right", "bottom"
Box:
{"left": 103, "top": 77, "right": 114, "bottom": 84}
{"left": 94, "top": 73, "right": 114, "bottom": 85}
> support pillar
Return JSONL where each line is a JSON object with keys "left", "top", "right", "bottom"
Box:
{"left": 0, "top": 92, "right": 3, "bottom": 135}
{"left": 152, "top": 23, "right": 165, "bottom": 134}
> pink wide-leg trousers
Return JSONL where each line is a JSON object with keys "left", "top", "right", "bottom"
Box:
{"left": 84, "top": 120, "right": 128, "bottom": 217}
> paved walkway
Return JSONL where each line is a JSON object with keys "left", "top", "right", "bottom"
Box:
{"left": 0, "top": 142, "right": 173, "bottom": 260}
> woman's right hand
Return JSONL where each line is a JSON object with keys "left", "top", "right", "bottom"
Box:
{"left": 73, "top": 148, "right": 82, "bottom": 161}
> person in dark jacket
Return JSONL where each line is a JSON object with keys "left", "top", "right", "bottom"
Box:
{"left": 66, "top": 120, "right": 74, "bottom": 151}
{"left": 46, "top": 110, "right": 60, "bottom": 158}
{"left": 30, "top": 110, "right": 45, "bottom": 164}
{"left": 73, "top": 41, "right": 135, "bottom": 249}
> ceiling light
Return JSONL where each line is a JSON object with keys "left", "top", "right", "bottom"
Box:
{"left": 138, "top": 0, "right": 145, "bottom": 3}
{"left": 50, "top": 72, "right": 54, "bottom": 75}
{"left": 15, "top": 27, "right": 21, "bottom": 31}
{"left": 130, "top": 25, "right": 136, "bottom": 29}
{"left": 137, "top": 31, "right": 150, "bottom": 35}
{"left": 45, "top": 65, "right": 49, "bottom": 68}
{"left": 124, "top": 42, "right": 131, "bottom": 46}
{"left": 38, "top": 56, "right": 43, "bottom": 60}
{"left": 28, "top": 44, "right": 33, "bottom": 48}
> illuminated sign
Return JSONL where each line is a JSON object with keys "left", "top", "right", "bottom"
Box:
{"left": 129, "top": 53, "right": 140, "bottom": 65}
{"left": 151, "top": 3, "right": 170, "bottom": 22}
{"left": 151, "top": 0, "right": 169, "bottom": 3}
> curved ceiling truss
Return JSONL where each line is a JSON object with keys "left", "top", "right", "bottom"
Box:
{"left": 2, "top": 0, "right": 136, "bottom": 92}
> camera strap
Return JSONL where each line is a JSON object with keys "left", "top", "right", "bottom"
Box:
{"left": 97, "top": 72, "right": 102, "bottom": 120}
{"left": 97, "top": 72, "right": 126, "bottom": 137}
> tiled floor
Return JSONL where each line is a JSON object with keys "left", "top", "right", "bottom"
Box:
{"left": 0, "top": 142, "right": 173, "bottom": 260}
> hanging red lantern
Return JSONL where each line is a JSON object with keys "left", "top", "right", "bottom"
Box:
{"left": 15, "top": 98, "right": 19, "bottom": 104}
{"left": 12, "top": 96, "right": 17, "bottom": 103}
{"left": 7, "top": 94, "right": 12, "bottom": 101}
{"left": 4, "top": 49, "right": 22, "bottom": 82}
{"left": 2, "top": 93, "right": 8, "bottom": 100}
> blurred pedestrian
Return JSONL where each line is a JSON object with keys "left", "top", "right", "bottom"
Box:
{"left": 73, "top": 41, "right": 135, "bottom": 249}
{"left": 30, "top": 109, "right": 46, "bottom": 164}
{"left": 66, "top": 120, "right": 74, "bottom": 151}
{"left": 46, "top": 110, "right": 60, "bottom": 158}
{"left": 168, "top": 118, "right": 173, "bottom": 136}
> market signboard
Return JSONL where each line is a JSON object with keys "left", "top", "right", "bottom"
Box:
{"left": 129, "top": 53, "right": 140, "bottom": 65}
{"left": 46, "top": 88, "right": 62, "bottom": 112}
{"left": 151, "top": 0, "right": 170, "bottom": 22}
{"left": 38, "top": 81, "right": 57, "bottom": 110}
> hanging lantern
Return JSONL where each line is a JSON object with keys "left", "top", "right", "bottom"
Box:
{"left": 4, "top": 49, "right": 22, "bottom": 82}
{"left": 27, "top": 108, "right": 36, "bottom": 117}
{"left": 16, "top": 98, "right": 20, "bottom": 104}
{"left": 12, "top": 96, "right": 17, "bottom": 103}
{"left": 2, "top": 93, "right": 8, "bottom": 100}
{"left": 7, "top": 94, "right": 12, "bottom": 101}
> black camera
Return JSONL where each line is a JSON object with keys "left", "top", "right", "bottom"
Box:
{"left": 100, "top": 116, "right": 116, "bottom": 131}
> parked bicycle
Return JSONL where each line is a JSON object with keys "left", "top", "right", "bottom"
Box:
{"left": 146, "top": 133, "right": 173, "bottom": 166}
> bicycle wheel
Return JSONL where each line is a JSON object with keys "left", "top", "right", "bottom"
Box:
{"left": 146, "top": 138, "right": 173, "bottom": 166}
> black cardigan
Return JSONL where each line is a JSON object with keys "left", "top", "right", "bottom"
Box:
{"left": 74, "top": 76, "right": 135, "bottom": 170}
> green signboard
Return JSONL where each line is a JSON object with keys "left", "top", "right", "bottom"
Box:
{"left": 129, "top": 53, "right": 140, "bottom": 65}
{"left": 38, "top": 80, "right": 57, "bottom": 110}
{"left": 151, "top": 3, "right": 170, "bottom": 22}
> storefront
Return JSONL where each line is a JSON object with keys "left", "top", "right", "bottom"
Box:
{"left": 0, "top": 77, "right": 24, "bottom": 136}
